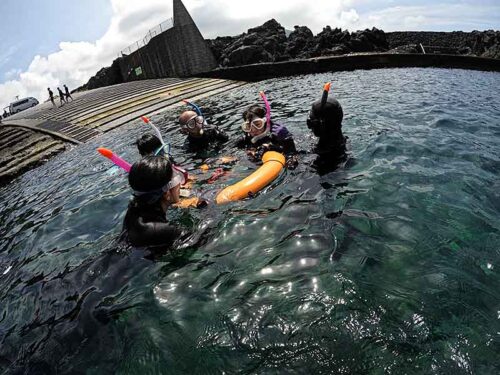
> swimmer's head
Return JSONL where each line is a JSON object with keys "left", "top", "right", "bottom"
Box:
{"left": 242, "top": 105, "right": 268, "bottom": 138}
{"left": 136, "top": 133, "right": 163, "bottom": 157}
{"left": 307, "top": 97, "right": 343, "bottom": 138}
{"left": 179, "top": 110, "right": 204, "bottom": 137}
{"left": 129, "top": 156, "right": 180, "bottom": 206}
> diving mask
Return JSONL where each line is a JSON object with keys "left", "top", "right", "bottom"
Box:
{"left": 241, "top": 117, "right": 267, "bottom": 132}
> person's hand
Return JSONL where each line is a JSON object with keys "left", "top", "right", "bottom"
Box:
{"left": 246, "top": 149, "right": 257, "bottom": 159}
{"left": 285, "top": 155, "right": 299, "bottom": 170}
{"left": 196, "top": 198, "right": 208, "bottom": 208}
{"left": 255, "top": 144, "right": 271, "bottom": 160}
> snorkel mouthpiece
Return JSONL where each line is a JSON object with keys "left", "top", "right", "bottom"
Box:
{"left": 251, "top": 91, "right": 272, "bottom": 144}
{"left": 320, "top": 82, "right": 331, "bottom": 111}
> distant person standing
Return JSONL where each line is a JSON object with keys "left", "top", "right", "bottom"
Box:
{"left": 48, "top": 88, "right": 56, "bottom": 108}
{"left": 57, "top": 87, "right": 66, "bottom": 107}
{"left": 63, "top": 84, "right": 73, "bottom": 102}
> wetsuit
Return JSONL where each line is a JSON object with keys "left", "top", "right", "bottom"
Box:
{"left": 236, "top": 122, "right": 297, "bottom": 164}
{"left": 185, "top": 125, "right": 228, "bottom": 151}
{"left": 122, "top": 201, "right": 182, "bottom": 247}
{"left": 313, "top": 135, "right": 348, "bottom": 175}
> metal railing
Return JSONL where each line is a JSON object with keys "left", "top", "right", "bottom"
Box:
{"left": 121, "top": 18, "right": 174, "bottom": 56}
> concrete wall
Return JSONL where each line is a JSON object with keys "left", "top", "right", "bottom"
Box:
{"left": 198, "top": 53, "right": 500, "bottom": 82}
{"left": 119, "top": 26, "right": 217, "bottom": 80}
{"left": 118, "top": 0, "right": 217, "bottom": 81}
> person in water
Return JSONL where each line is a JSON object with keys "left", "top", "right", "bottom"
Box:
{"left": 136, "top": 133, "right": 164, "bottom": 157}
{"left": 306, "top": 83, "right": 347, "bottom": 174}
{"left": 122, "top": 155, "right": 186, "bottom": 247}
{"left": 179, "top": 100, "right": 228, "bottom": 150}
{"left": 236, "top": 104, "right": 298, "bottom": 168}
{"left": 135, "top": 133, "right": 208, "bottom": 207}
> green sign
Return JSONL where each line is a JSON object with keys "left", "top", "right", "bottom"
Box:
{"left": 135, "top": 66, "right": 143, "bottom": 76}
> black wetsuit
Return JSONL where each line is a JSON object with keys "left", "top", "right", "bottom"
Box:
{"left": 236, "top": 122, "right": 297, "bottom": 163}
{"left": 122, "top": 202, "right": 182, "bottom": 247}
{"left": 313, "top": 134, "right": 348, "bottom": 175}
{"left": 185, "top": 126, "right": 228, "bottom": 151}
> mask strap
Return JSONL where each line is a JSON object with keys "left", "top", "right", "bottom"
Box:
{"left": 154, "top": 143, "right": 171, "bottom": 157}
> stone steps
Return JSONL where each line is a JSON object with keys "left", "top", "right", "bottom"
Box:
{"left": 88, "top": 79, "right": 236, "bottom": 130}
{"left": 0, "top": 126, "right": 66, "bottom": 185}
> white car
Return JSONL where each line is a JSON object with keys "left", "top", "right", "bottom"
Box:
{"left": 9, "top": 97, "right": 39, "bottom": 114}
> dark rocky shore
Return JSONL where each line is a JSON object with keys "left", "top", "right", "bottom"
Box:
{"left": 80, "top": 19, "right": 500, "bottom": 90}
{"left": 207, "top": 20, "right": 500, "bottom": 67}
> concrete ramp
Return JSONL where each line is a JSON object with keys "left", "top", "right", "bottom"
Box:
{"left": 0, "top": 77, "right": 245, "bottom": 185}
{"left": 6, "top": 77, "right": 246, "bottom": 143}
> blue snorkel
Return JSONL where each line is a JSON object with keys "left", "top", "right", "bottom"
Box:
{"left": 182, "top": 99, "right": 205, "bottom": 135}
{"left": 182, "top": 99, "right": 203, "bottom": 116}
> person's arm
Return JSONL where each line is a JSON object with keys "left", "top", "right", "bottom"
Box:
{"left": 215, "top": 128, "right": 229, "bottom": 142}
{"left": 280, "top": 136, "right": 297, "bottom": 155}
{"left": 129, "top": 218, "right": 183, "bottom": 247}
{"left": 233, "top": 135, "right": 249, "bottom": 149}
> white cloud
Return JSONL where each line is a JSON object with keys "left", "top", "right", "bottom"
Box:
{"left": 360, "top": 3, "right": 500, "bottom": 31}
{"left": 340, "top": 9, "right": 360, "bottom": 26}
{"left": 0, "top": 0, "right": 170, "bottom": 110}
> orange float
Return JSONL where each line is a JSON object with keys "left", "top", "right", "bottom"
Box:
{"left": 215, "top": 151, "right": 285, "bottom": 204}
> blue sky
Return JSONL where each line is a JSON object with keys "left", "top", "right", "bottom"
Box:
{"left": 1, "top": 0, "right": 499, "bottom": 110}
{"left": 0, "top": 0, "right": 112, "bottom": 82}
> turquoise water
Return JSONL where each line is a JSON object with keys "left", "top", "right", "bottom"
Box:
{"left": 1, "top": 68, "right": 499, "bottom": 374}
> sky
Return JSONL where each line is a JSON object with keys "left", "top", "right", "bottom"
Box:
{"left": 1, "top": 0, "right": 499, "bottom": 111}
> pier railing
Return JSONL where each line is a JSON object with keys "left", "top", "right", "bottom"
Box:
{"left": 121, "top": 18, "right": 174, "bottom": 56}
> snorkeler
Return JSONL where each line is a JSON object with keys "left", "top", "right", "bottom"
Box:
{"left": 236, "top": 92, "right": 298, "bottom": 169}
{"left": 179, "top": 100, "right": 228, "bottom": 150}
{"left": 122, "top": 155, "right": 187, "bottom": 247}
{"left": 306, "top": 83, "right": 347, "bottom": 174}
{"left": 136, "top": 133, "right": 164, "bottom": 157}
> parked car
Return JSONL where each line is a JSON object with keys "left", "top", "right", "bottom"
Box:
{"left": 9, "top": 97, "right": 39, "bottom": 114}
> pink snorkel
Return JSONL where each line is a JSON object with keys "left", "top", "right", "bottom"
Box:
{"left": 97, "top": 148, "right": 131, "bottom": 172}
{"left": 251, "top": 91, "right": 272, "bottom": 144}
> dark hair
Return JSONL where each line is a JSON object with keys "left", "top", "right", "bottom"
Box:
{"left": 136, "top": 133, "right": 162, "bottom": 157}
{"left": 129, "top": 156, "right": 172, "bottom": 195}
{"left": 242, "top": 105, "right": 266, "bottom": 120}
